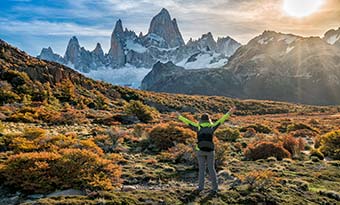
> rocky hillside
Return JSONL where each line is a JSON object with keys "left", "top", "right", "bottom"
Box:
{"left": 2, "top": 38, "right": 337, "bottom": 116}
{"left": 38, "top": 8, "right": 241, "bottom": 72}
{"left": 142, "top": 30, "right": 340, "bottom": 105}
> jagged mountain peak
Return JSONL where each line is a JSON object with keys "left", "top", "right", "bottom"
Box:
{"left": 94, "top": 42, "right": 103, "bottom": 51}
{"left": 159, "top": 8, "right": 171, "bottom": 17}
{"left": 69, "top": 36, "right": 80, "bottom": 45}
{"left": 202, "top": 32, "right": 214, "bottom": 40}
{"left": 148, "top": 8, "right": 185, "bottom": 48}
{"left": 113, "top": 19, "right": 124, "bottom": 37}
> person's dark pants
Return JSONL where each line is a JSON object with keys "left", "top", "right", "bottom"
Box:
{"left": 196, "top": 150, "right": 218, "bottom": 191}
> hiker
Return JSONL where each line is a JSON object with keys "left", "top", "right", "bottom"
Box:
{"left": 178, "top": 107, "right": 236, "bottom": 194}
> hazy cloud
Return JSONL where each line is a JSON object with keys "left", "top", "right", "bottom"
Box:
{"left": 0, "top": 0, "right": 339, "bottom": 55}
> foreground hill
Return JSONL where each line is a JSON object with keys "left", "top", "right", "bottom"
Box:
{"left": 142, "top": 30, "right": 340, "bottom": 105}
{"left": 0, "top": 39, "right": 340, "bottom": 205}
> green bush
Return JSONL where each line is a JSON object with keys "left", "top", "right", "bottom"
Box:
{"left": 286, "top": 123, "right": 318, "bottom": 133}
{"left": 240, "top": 124, "right": 272, "bottom": 134}
{"left": 310, "top": 148, "right": 324, "bottom": 160}
{"left": 0, "top": 121, "right": 4, "bottom": 133}
{"left": 124, "top": 100, "right": 159, "bottom": 123}
{"left": 215, "top": 127, "right": 240, "bottom": 142}
{"left": 319, "top": 130, "right": 340, "bottom": 160}
{"left": 0, "top": 90, "right": 21, "bottom": 104}
{"left": 0, "top": 149, "right": 121, "bottom": 194}
{"left": 244, "top": 141, "right": 291, "bottom": 160}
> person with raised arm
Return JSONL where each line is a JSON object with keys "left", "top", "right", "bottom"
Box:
{"left": 178, "top": 107, "right": 236, "bottom": 195}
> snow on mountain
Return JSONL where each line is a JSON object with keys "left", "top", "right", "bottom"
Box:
{"left": 177, "top": 52, "right": 227, "bottom": 69}
{"left": 37, "top": 8, "right": 241, "bottom": 87}
{"left": 81, "top": 64, "right": 151, "bottom": 88}
{"left": 125, "top": 40, "right": 147, "bottom": 54}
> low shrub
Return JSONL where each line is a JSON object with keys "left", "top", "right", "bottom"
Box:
{"left": 162, "top": 143, "right": 196, "bottom": 166}
{"left": 281, "top": 135, "right": 305, "bottom": 157}
{"left": 124, "top": 100, "right": 159, "bottom": 123}
{"left": 23, "top": 127, "right": 47, "bottom": 140}
{"left": 310, "top": 148, "right": 324, "bottom": 160}
{"left": 319, "top": 130, "right": 340, "bottom": 160}
{"left": 2, "top": 128, "right": 104, "bottom": 155}
{"left": 244, "top": 141, "right": 291, "bottom": 160}
{"left": 148, "top": 123, "right": 195, "bottom": 151}
{"left": 286, "top": 123, "right": 318, "bottom": 133}
{"left": 0, "top": 149, "right": 121, "bottom": 193}
{"left": 0, "top": 121, "right": 4, "bottom": 133}
{"left": 240, "top": 124, "right": 272, "bottom": 134}
{"left": 215, "top": 127, "right": 240, "bottom": 142}
{"left": 240, "top": 170, "right": 275, "bottom": 192}
{"left": 291, "top": 129, "right": 317, "bottom": 139}
{"left": 243, "top": 128, "right": 256, "bottom": 138}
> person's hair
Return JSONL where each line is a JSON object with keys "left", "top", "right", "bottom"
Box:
{"left": 200, "top": 113, "right": 212, "bottom": 124}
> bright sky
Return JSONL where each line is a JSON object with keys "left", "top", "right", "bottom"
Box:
{"left": 0, "top": 0, "right": 339, "bottom": 56}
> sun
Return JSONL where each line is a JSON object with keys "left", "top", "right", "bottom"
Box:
{"left": 283, "top": 0, "right": 324, "bottom": 18}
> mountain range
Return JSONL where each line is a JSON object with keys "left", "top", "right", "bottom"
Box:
{"left": 36, "top": 8, "right": 340, "bottom": 105}
{"left": 38, "top": 8, "right": 241, "bottom": 73}
{"left": 142, "top": 28, "right": 340, "bottom": 105}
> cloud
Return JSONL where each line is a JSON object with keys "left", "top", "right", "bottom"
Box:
{"left": 0, "top": 18, "right": 111, "bottom": 37}
{"left": 1, "top": 0, "right": 339, "bottom": 55}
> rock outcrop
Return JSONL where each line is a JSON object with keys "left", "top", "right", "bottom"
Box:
{"left": 108, "top": 19, "right": 126, "bottom": 67}
{"left": 37, "top": 47, "right": 64, "bottom": 64}
{"left": 148, "top": 8, "right": 185, "bottom": 48}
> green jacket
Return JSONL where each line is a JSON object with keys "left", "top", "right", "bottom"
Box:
{"left": 178, "top": 112, "right": 231, "bottom": 151}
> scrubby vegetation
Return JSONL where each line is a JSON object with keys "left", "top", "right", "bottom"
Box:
{"left": 215, "top": 127, "right": 241, "bottom": 142}
{"left": 0, "top": 40, "right": 340, "bottom": 204}
{"left": 240, "top": 124, "right": 272, "bottom": 134}
{"left": 0, "top": 149, "right": 121, "bottom": 193}
{"left": 147, "top": 123, "right": 195, "bottom": 151}
{"left": 319, "top": 130, "right": 340, "bottom": 160}
{"left": 244, "top": 141, "right": 291, "bottom": 160}
{"left": 124, "top": 100, "right": 159, "bottom": 123}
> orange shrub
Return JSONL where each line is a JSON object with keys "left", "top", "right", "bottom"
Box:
{"left": 244, "top": 141, "right": 291, "bottom": 160}
{"left": 0, "top": 149, "right": 121, "bottom": 194}
{"left": 281, "top": 135, "right": 304, "bottom": 157}
{"left": 0, "top": 152, "right": 62, "bottom": 193}
{"left": 148, "top": 123, "right": 195, "bottom": 151}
